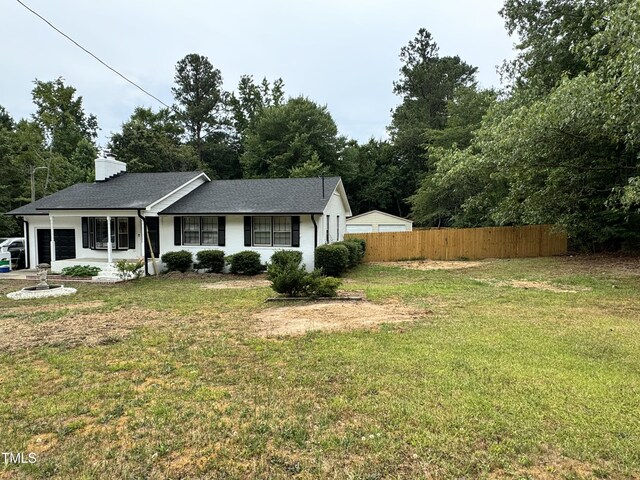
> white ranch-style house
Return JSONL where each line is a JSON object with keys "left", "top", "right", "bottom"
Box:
{"left": 8, "top": 154, "right": 352, "bottom": 276}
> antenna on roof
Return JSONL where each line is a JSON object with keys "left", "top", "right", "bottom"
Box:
{"left": 321, "top": 175, "right": 325, "bottom": 199}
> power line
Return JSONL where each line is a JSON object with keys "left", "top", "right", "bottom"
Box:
{"left": 16, "top": 0, "right": 171, "bottom": 109}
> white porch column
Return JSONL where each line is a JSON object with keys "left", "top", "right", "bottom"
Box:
{"left": 49, "top": 215, "right": 56, "bottom": 263}
{"left": 139, "top": 217, "right": 145, "bottom": 258}
{"left": 106, "top": 215, "right": 113, "bottom": 264}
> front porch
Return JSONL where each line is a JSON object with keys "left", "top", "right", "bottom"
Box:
{"left": 26, "top": 211, "right": 160, "bottom": 277}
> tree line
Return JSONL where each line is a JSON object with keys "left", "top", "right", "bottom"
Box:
{"left": 2, "top": 0, "right": 639, "bottom": 250}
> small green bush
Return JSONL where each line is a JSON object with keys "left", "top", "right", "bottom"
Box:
{"left": 349, "top": 237, "right": 366, "bottom": 256}
{"left": 60, "top": 265, "right": 101, "bottom": 277}
{"left": 196, "top": 250, "right": 225, "bottom": 273}
{"left": 270, "top": 250, "right": 303, "bottom": 268}
{"left": 315, "top": 244, "right": 349, "bottom": 276}
{"left": 115, "top": 259, "right": 144, "bottom": 280}
{"left": 315, "top": 276, "right": 341, "bottom": 297}
{"left": 227, "top": 251, "right": 264, "bottom": 275}
{"left": 268, "top": 253, "right": 341, "bottom": 297}
{"left": 161, "top": 250, "right": 193, "bottom": 272}
{"left": 268, "top": 261, "right": 308, "bottom": 297}
{"left": 303, "top": 269, "right": 342, "bottom": 297}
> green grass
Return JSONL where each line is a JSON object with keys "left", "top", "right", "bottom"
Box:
{"left": 0, "top": 257, "right": 639, "bottom": 479}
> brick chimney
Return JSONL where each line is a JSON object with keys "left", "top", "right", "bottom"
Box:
{"left": 95, "top": 151, "right": 126, "bottom": 182}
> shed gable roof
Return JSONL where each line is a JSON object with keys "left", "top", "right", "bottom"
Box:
{"left": 346, "top": 210, "right": 413, "bottom": 223}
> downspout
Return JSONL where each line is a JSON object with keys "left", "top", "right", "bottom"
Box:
{"left": 21, "top": 217, "right": 30, "bottom": 269}
{"left": 137, "top": 209, "right": 148, "bottom": 276}
{"left": 311, "top": 214, "right": 318, "bottom": 249}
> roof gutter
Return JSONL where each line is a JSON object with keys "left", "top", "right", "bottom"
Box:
{"left": 156, "top": 211, "right": 324, "bottom": 216}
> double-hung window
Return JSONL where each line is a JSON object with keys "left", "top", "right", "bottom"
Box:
{"left": 86, "top": 217, "right": 131, "bottom": 250}
{"left": 253, "top": 217, "right": 272, "bottom": 246}
{"left": 201, "top": 217, "right": 219, "bottom": 245}
{"left": 182, "top": 216, "right": 201, "bottom": 245}
{"left": 273, "top": 217, "right": 291, "bottom": 246}
{"left": 175, "top": 216, "right": 224, "bottom": 247}
{"left": 252, "top": 216, "right": 292, "bottom": 247}
{"left": 94, "top": 218, "right": 114, "bottom": 249}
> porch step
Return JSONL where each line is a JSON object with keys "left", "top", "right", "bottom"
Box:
{"left": 92, "top": 265, "right": 123, "bottom": 283}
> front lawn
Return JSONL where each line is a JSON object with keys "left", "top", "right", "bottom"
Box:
{"left": 1, "top": 256, "right": 639, "bottom": 479}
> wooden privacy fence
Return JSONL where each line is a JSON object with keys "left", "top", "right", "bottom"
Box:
{"left": 345, "top": 225, "right": 567, "bottom": 262}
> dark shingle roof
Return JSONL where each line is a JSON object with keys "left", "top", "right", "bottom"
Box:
{"left": 7, "top": 172, "right": 205, "bottom": 215}
{"left": 161, "top": 177, "right": 342, "bottom": 214}
{"left": 5, "top": 196, "right": 50, "bottom": 216}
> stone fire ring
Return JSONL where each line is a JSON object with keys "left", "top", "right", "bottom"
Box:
{"left": 7, "top": 286, "right": 77, "bottom": 300}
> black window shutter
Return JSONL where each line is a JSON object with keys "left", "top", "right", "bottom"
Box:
{"left": 174, "top": 217, "right": 182, "bottom": 245}
{"left": 218, "top": 217, "right": 226, "bottom": 246}
{"left": 81, "top": 217, "right": 89, "bottom": 248}
{"left": 291, "top": 216, "right": 300, "bottom": 247}
{"left": 89, "top": 218, "right": 95, "bottom": 249}
{"left": 128, "top": 217, "right": 136, "bottom": 249}
{"left": 244, "top": 216, "right": 252, "bottom": 246}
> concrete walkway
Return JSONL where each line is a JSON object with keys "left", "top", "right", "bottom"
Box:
{"left": 0, "top": 269, "right": 37, "bottom": 280}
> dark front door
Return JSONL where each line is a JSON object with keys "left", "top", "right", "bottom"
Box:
{"left": 37, "top": 229, "right": 76, "bottom": 264}
{"left": 144, "top": 217, "right": 160, "bottom": 260}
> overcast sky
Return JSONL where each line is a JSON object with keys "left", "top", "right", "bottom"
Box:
{"left": 1, "top": 0, "right": 515, "bottom": 146}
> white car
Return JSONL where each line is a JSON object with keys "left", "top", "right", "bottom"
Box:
{"left": 0, "top": 237, "right": 26, "bottom": 269}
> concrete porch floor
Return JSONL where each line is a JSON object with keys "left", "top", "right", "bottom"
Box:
{"left": 52, "top": 258, "right": 159, "bottom": 276}
{"left": 0, "top": 269, "right": 37, "bottom": 280}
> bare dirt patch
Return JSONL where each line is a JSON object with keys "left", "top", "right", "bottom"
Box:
{"left": 374, "top": 260, "right": 485, "bottom": 271}
{"left": 202, "top": 279, "right": 271, "bottom": 289}
{"left": 2, "top": 300, "right": 105, "bottom": 315}
{"left": 253, "top": 300, "right": 428, "bottom": 337}
{"left": 489, "top": 451, "right": 600, "bottom": 479}
{"left": 507, "top": 280, "right": 589, "bottom": 293}
{"left": 557, "top": 254, "right": 640, "bottom": 277}
{"left": 26, "top": 432, "right": 58, "bottom": 454}
{"left": 478, "top": 278, "right": 590, "bottom": 293}
{"left": 0, "top": 307, "right": 164, "bottom": 352}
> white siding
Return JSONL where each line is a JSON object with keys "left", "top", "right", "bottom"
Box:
{"left": 159, "top": 214, "right": 319, "bottom": 271}
{"left": 346, "top": 210, "right": 412, "bottom": 232}
{"left": 346, "top": 224, "right": 373, "bottom": 233}
{"left": 378, "top": 224, "right": 409, "bottom": 232}
{"left": 147, "top": 176, "right": 208, "bottom": 213}
{"left": 321, "top": 190, "right": 348, "bottom": 244}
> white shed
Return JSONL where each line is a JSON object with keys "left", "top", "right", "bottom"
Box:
{"left": 346, "top": 210, "right": 413, "bottom": 233}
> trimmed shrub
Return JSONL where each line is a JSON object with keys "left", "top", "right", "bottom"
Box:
{"left": 161, "top": 250, "right": 193, "bottom": 272}
{"left": 315, "top": 244, "right": 349, "bottom": 276}
{"left": 349, "top": 237, "right": 366, "bottom": 256}
{"left": 270, "top": 250, "right": 303, "bottom": 268}
{"left": 335, "top": 240, "right": 362, "bottom": 267}
{"left": 196, "top": 249, "right": 225, "bottom": 273}
{"left": 227, "top": 251, "right": 264, "bottom": 275}
{"left": 60, "top": 265, "right": 101, "bottom": 277}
